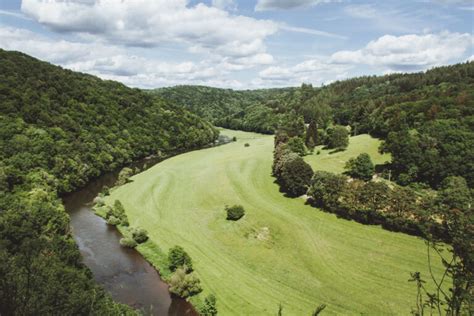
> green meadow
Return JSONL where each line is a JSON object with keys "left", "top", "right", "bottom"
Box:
{"left": 107, "top": 129, "right": 444, "bottom": 315}
{"left": 304, "top": 134, "right": 391, "bottom": 173}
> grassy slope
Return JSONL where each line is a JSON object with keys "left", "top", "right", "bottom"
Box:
{"left": 108, "top": 129, "right": 443, "bottom": 315}
{"left": 304, "top": 134, "right": 391, "bottom": 173}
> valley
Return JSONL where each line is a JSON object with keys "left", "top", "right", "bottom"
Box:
{"left": 106, "top": 129, "right": 445, "bottom": 315}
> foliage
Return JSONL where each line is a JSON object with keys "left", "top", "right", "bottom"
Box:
{"left": 168, "top": 246, "right": 193, "bottom": 272}
{"left": 273, "top": 136, "right": 314, "bottom": 196}
{"left": 130, "top": 227, "right": 149, "bottom": 244}
{"left": 0, "top": 49, "right": 218, "bottom": 313}
{"left": 106, "top": 215, "right": 121, "bottom": 226}
{"left": 344, "top": 153, "right": 375, "bottom": 181}
{"left": 225, "top": 204, "right": 245, "bottom": 221}
{"left": 116, "top": 167, "right": 133, "bottom": 186}
{"left": 151, "top": 85, "right": 294, "bottom": 134}
{"left": 104, "top": 200, "right": 129, "bottom": 226}
{"left": 279, "top": 154, "right": 314, "bottom": 197}
{"left": 244, "top": 143, "right": 250, "bottom": 147}
{"left": 119, "top": 237, "right": 137, "bottom": 248}
{"left": 380, "top": 121, "right": 474, "bottom": 187}
{"left": 168, "top": 267, "right": 202, "bottom": 298}
{"left": 287, "top": 136, "right": 307, "bottom": 156}
{"left": 326, "top": 126, "right": 349, "bottom": 150}
{"left": 155, "top": 62, "right": 474, "bottom": 189}
{"left": 199, "top": 294, "right": 218, "bottom": 316}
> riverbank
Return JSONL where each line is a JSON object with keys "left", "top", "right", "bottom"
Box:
{"left": 63, "top": 157, "right": 197, "bottom": 315}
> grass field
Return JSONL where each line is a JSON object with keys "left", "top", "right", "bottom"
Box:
{"left": 107, "top": 129, "right": 444, "bottom": 315}
{"left": 304, "top": 134, "right": 391, "bottom": 173}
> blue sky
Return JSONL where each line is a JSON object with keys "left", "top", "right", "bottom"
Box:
{"left": 0, "top": 0, "right": 472, "bottom": 89}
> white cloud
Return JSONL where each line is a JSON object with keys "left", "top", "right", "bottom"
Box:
{"left": 0, "top": 25, "right": 250, "bottom": 89}
{"left": 258, "top": 57, "right": 350, "bottom": 86}
{"left": 279, "top": 24, "right": 347, "bottom": 39}
{"left": 330, "top": 31, "right": 474, "bottom": 71}
{"left": 255, "top": 0, "right": 340, "bottom": 11}
{"left": 212, "top": 0, "right": 237, "bottom": 11}
{"left": 21, "top": 0, "right": 277, "bottom": 64}
{"left": 257, "top": 31, "right": 473, "bottom": 87}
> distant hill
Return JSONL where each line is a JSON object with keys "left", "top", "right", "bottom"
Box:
{"left": 150, "top": 85, "right": 295, "bottom": 133}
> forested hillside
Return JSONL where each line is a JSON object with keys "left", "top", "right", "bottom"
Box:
{"left": 156, "top": 63, "right": 474, "bottom": 188}
{"left": 0, "top": 49, "right": 218, "bottom": 314}
{"left": 151, "top": 85, "right": 295, "bottom": 133}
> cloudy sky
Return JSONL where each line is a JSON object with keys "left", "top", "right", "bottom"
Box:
{"left": 0, "top": 0, "right": 472, "bottom": 89}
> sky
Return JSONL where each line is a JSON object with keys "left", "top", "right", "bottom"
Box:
{"left": 0, "top": 0, "right": 473, "bottom": 89}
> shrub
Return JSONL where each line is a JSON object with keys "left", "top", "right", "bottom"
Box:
{"left": 106, "top": 216, "right": 121, "bottom": 226}
{"left": 116, "top": 167, "right": 133, "bottom": 186}
{"left": 226, "top": 205, "right": 245, "bottom": 221}
{"left": 244, "top": 143, "right": 250, "bottom": 147}
{"left": 131, "top": 227, "right": 148, "bottom": 243}
{"left": 169, "top": 268, "right": 202, "bottom": 298}
{"left": 119, "top": 237, "right": 137, "bottom": 248}
{"left": 344, "top": 153, "right": 375, "bottom": 181}
{"left": 279, "top": 154, "right": 313, "bottom": 197}
{"left": 168, "top": 246, "right": 193, "bottom": 271}
{"left": 93, "top": 196, "right": 105, "bottom": 206}
{"left": 287, "top": 136, "right": 306, "bottom": 156}
{"left": 272, "top": 143, "right": 292, "bottom": 177}
{"left": 199, "top": 294, "right": 218, "bottom": 316}
{"left": 101, "top": 185, "right": 110, "bottom": 196}
{"left": 326, "top": 126, "right": 349, "bottom": 150}
{"left": 232, "top": 136, "right": 237, "bottom": 141}
{"left": 308, "top": 171, "right": 347, "bottom": 210}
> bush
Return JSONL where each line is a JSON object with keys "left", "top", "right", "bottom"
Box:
{"left": 279, "top": 154, "right": 314, "bottom": 197}
{"left": 116, "top": 167, "right": 133, "bottom": 186}
{"left": 199, "top": 294, "right": 218, "bottom": 316}
{"left": 131, "top": 227, "right": 148, "bottom": 243}
{"left": 168, "top": 246, "right": 193, "bottom": 271}
{"left": 308, "top": 171, "right": 347, "bottom": 210}
{"left": 93, "top": 196, "right": 105, "bottom": 206}
{"left": 344, "top": 153, "right": 375, "bottom": 181}
{"left": 226, "top": 205, "right": 245, "bottom": 221}
{"left": 287, "top": 136, "right": 306, "bottom": 156}
{"left": 119, "top": 237, "right": 137, "bottom": 248}
{"left": 244, "top": 143, "right": 250, "bottom": 147}
{"left": 101, "top": 185, "right": 110, "bottom": 196}
{"left": 169, "top": 268, "right": 202, "bottom": 298}
{"left": 106, "top": 216, "right": 121, "bottom": 226}
{"left": 232, "top": 136, "right": 237, "bottom": 141}
{"left": 326, "top": 126, "right": 349, "bottom": 150}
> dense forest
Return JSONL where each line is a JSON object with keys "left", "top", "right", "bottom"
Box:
{"left": 151, "top": 85, "right": 295, "bottom": 134}
{"left": 0, "top": 49, "right": 218, "bottom": 314}
{"left": 156, "top": 63, "right": 474, "bottom": 189}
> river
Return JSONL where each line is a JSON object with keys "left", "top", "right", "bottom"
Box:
{"left": 63, "top": 157, "right": 197, "bottom": 316}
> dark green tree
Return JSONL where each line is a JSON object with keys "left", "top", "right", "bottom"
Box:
{"left": 287, "top": 137, "right": 306, "bottom": 156}
{"left": 200, "top": 294, "right": 218, "bottom": 316}
{"left": 344, "top": 153, "right": 375, "bottom": 181}
{"left": 168, "top": 246, "right": 193, "bottom": 272}
{"left": 226, "top": 205, "right": 245, "bottom": 221}
{"left": 279, "top": 154, "right": 314, "bottom": 197}
{"left": 326, "top": 126, "right": 349, "bottom": 150}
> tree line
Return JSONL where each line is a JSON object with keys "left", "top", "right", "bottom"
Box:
{"left": 157, "top": 62, "right": 474, "bottom": 189}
